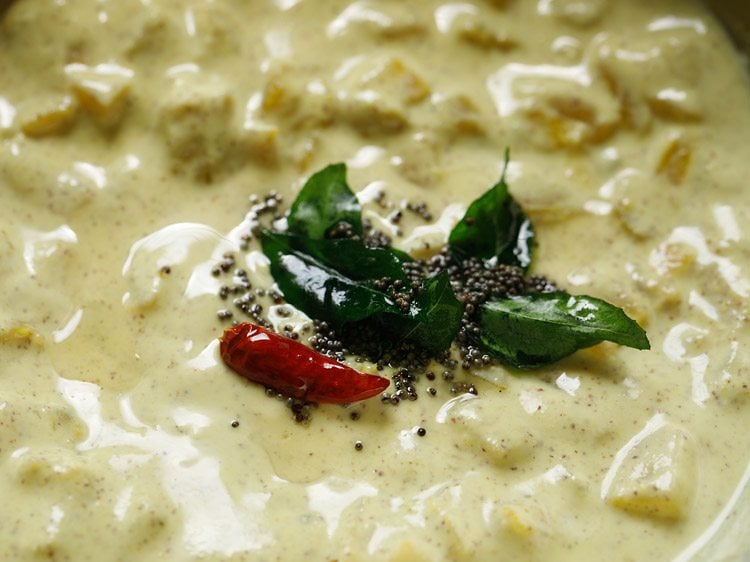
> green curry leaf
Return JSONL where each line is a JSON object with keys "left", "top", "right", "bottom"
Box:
{"left": 286, "top": 163, "right": 363, "bottom": 239}
{"left": 261, "top": 229, "right": 401, "bottom": 327}
{"left": 478, "top": 291, "right": 650, "bottom": 369}
{"left": 402, "top": 272, "right": 463, "bottom": 354}
{"left": 261, "top": 230, "right": 463, "bottom": 353}
{"left": 448, "top": 150, "right": 534, "bottom": 270}
{"left": 272, "top": 231, "right": 412, "bottom": 282}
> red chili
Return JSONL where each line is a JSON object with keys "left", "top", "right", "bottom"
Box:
{"left": 219, "top": 322, "right": 390, "bottom": 404}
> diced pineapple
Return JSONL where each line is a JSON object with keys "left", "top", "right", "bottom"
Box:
{"left": 592, "top": 28, "right": 705, "bottom": 129}
{"left": 610, "top": 169, "right": 660, "bottom": 239}
{"left": 437, "top": 393, "right": 539, "bottom": 468}
{"left": 706, "top": 340, "right": 750, "bottom": 405}
{"left": 487, "top": 63, "right": 621, "bottom": 149}
{"left": 332, "top": 55, "right": 434, "bottom": 135}
{"left": 328, "top": 1, "right": 426, "bottom": 39}
{"left": 360, "top": 57, "right": 431, "bottom": 105}
{"left": 159, "top": 75, "right": 237, "bottom": 182}
{"left": 603, "top": 418, "right": 696, "bottom": 521}
{"left": 335, "top": 90, "right": 407, "bottom": 136}
{"left": 241, "top": 121, "right": 279, "bottom": 166}
{"left": 65, "top": 62, "right": 134, "bottom": 127}
{"left": 289, "top": 135, "right": 319, "bottom": 171}
{"left": 19, "top": 96, "right": 78, "bottom": 138}
{"left": 500, "top": 505, "right": 536, "bottom": 537}
{"left": 648, "top": 88, "right": 702, "bottom": 123}
{"left": 261, "top": 76, "right": 299, "bottom": 116}
{"left": 259, "top": 70, "right": 334, "bottom": 130}
{"left": 539, "top": 0, "right": 610, "bottom": 26}
{"left": 431, "top": 93, "right": 485, "bottom": 136}
{"left": 387, "top": 540, "right": 433, "bottom": 562}
{"left": 0, "top": 325, "right": 43, "bottom": 348}
{"left": 656, "top": 137, "right": 692, "bottom": 185}
{"left": 454, "top": 15, "right": 516, "bottom": 51}
{"left": 393, "top": 131, "right": 442, "bottom": 186}
{"left": 435, "top": 4, "right": 516, "bottom": 50}
{"left": 652, "top": 242, "right": 697, "bottom": 277}
{"left": 0, "top": 399, "right": 86, "bottom": 461}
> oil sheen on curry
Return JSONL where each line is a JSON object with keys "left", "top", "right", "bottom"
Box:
{"left": 1, "top": 0, "right": 749, "bottom": 560}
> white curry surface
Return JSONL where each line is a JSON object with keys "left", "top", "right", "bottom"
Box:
{"left": 1, "top": 0, "right": 750, "bottom": 560}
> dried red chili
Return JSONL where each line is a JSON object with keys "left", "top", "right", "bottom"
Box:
{"left": 220, "top": 322, "right": 390, "bottom": 404}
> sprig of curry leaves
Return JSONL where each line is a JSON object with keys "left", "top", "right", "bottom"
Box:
{"left": 260, "top": 155, "right": 649, "bottom": 369}
{"left": 449, "top": 149, "right": 534, "bottom": 271}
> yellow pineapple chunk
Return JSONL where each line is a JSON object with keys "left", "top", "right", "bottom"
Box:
{"left": 603, "top": 418, "right": 696, "bottom": 521}
{"left": 20, "top": 96, "right": 78, "bottom": 137}
{"left": 261, "top": 77, "right": 297, "bottom": 116}
{"left": 0, "top": 325, "right": 43, "bottom": 348}
{"left": 432, "top": 93, "right": 484, "bottom": 136}
{"left": 65, "top": 62, "right": 134, "bottom": 127}
{"left": 361, "top": 57, "right": 430, "bottom": 105}
{"left": 500, "top": 505, "right": 536, "bottom": 537}
{"left": 656, "top": 137, "right": 692, "bottom": 185}
{"left": 455, "top": 17, "right": 516, "bottom": 51}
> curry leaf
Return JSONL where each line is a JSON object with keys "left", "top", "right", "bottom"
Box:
{"left": 261, "top": 230, "right": 463, "bottom": 353}
{"left": 448, "top": 150, "right": 534, "bottom": 270}
{"left": 478, "top": 291, "right": 650, "bottom": 369}
{"left": 402, "top": 272, "right": 463, "bottom": 354}
{"left": 287, "top": 163, "right": 363, "bottom": 239}
{"left": 279, "top": 233, "right": 412, "bottom": 282}
{"left": 261, "top": 229, "right": 400, "bottom": 327}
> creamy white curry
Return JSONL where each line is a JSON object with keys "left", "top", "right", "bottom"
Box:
{"left": 1, "top": 0, "right": 750, "bottom": 560}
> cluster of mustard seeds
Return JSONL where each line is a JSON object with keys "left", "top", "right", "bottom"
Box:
{"left": 216, "top": 192, "right": 558, "bottom": 426}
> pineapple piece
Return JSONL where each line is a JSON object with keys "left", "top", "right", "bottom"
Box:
{"left": 327, "top": 1, "right": 426, "bottom": 39}
{"left": 431, "top": 93, "right": 485, "bottom": 136}
{"left": 437, "top": 393, "right": 539, "bottom": 468}
{"left": 333, "top": 55, "right": 430, "bottom": 135}
{"left": 705, "top": 340, "right": 750, "bottom": 405}
{"left": 487, "top": 63, "right": 621, "bottom": 149}
{"left": 648, "top": 88, "right": 702, "bottom": 123}
{"left": 435, "top": 4, "right": 516, "bottom": 50}
{"left": 393, "top": 131, "right": 442, "bottom": 187}
{"left": 500, "top": 505, "right": 537, "bottom": 537}
{"left": 602, "top": 417, "right": 697, "bottom": 521}
{"left": 360, "top": 57, "right": 430, "bottom": 105}
{"left": 0, "top": 398, "right": 86, "bottom": 461}
{"left": 259, "top": 69, "right": 334, "bottom": 129}
{"left": 652, "top": 242, "right": 697, "bottom": 276}
{"left": 656, "top": 137, "right": 692, "bottom": 185}
{"left": 525, "top": 95, "right": 618, "bottom": 148}
{"left": 454, "top": 14, "right": 516, "bottom": 51}
{"left": 19, "top": 95, "right": 78, "bottom": 138}
{"left": 65, "top": 62, "right": 134, "bottom": 127}
{"left": 159, "top": 75, "right": 238, "bottom": 182}
{"left": 261, "top": 78, "right": 291, "bottom": 115}
{"left": 593, "top": 29, "right": 705, "bottom": 129}
{"left": 12, "top": 447, "right": 95, "bottom": 487}
{"left": 335, "top": 90, "right": 407, "bottom": 136}
{"left": 387, "top": 540, "right": 433, "bottom": 562}
{"left": 538, "top": 0, "right": 610, "bottom": 26}
{"left": 289, "top": 135, "right": 319, "bottom": 171}
{"left": 610, "top": 169, "right": 660, "bottom": 239}
{"left": 0, "top": 325, "right": 43, "bottom": 348}
{"left": 241, "top": 121, "right": 279, "bottom": 166}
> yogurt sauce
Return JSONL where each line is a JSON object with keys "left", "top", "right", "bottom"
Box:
{"left": 1, "top": 0, "right": 750, "bottom": 560}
